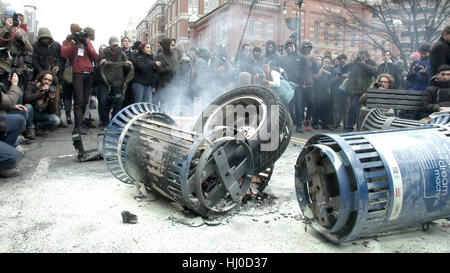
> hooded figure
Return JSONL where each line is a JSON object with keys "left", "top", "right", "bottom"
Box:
{"left": 32, "top": 27, "right": 64, "bottom": 77}
{"left": 264, "top": 40, "right": 283, "bottom": 68}
{"left": 155, "top": 38, "right": 179, "bottom": 89}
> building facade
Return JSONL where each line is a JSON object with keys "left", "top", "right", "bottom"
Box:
{"left": 137, "top": 0, "right": 376, "bottom": 59}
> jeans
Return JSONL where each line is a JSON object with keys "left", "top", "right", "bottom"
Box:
{"left": 132, "top": 82, "right": 153, "bottom": 104}
{"left": 0, "top": 141, "right": 21, "bottom": 171}
{"left": 98, "top": 83, "right": 123, "bottom": 124}
{"left": 8, "top": 108, "right": 31, "bottom": 128}
{"left": 25, "top": 104, "right": 60, "bottom": 130}
{"left": 0, "top": 114, "right": 25, "bottom": 146}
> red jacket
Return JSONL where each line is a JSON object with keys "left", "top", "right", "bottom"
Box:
{"left": 61, "top": 39, "right": 98, "bottom": 73}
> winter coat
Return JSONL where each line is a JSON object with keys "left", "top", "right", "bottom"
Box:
{"left": 281, "top": 51, "right": 302, "bottom": 84}
{"left": 132, "top": 51, "right": 156, "bottom": 86}
{"left": 0, "top": 21, "right": 33, "bottom": 75}
{"left": 23, "top": 82, "right": 57, "bottom": 114}
{"left": 377, "top": 62, "right": 401, "bottom": 89}
{"left": 155, "top": 38, "right": 180, "bottom": 88}
{"left": 430, "top": 37, "right": 450, "bottom": 77}
{"left": 345, "top": 59, "right": 378, "bottom": 95}
{"left": 263, "top": 40, "right": 283, "bottom": 69}
{"left": 98, "top": 46, "right": 128, "bottom": 88}
{"left": 32, "top": 28, "right": 64, "bottom": 77}
{"left": 299, "top": 54, "right": 319, "bottom": 88}
{"left": 0, "top": 84, "right": 21, "bottom": 115}
{"left": 406, "top": 58, "right": 430, "bottom": 91}
{"left": 423, "top": 80, "right": 450, "bottom": 113}
{"left": 61, "top": 37, "right": 98, "bottom": 74}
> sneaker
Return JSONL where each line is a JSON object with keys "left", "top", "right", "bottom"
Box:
{"left": 296, "top": 125, "right": 303, "bottom": 133}
{"left": 0, "top": 168, "right": 20, "bottom": 178}
{"left": 66, "top": 117, "right": 73, "bottom": 125}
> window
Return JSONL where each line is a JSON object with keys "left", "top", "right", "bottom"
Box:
{"left": 324, "top": 24, "right": 330, "bottom": 44}
{"left": 249, "top": 20, "right": 254, "bottom": 36}
{"left": 314, "top": 22, "right": 319, "bottom": 43}
{"left": 205, "top": 0, "right": 219, "bottom": 14}
{"left": 334, "top": 26, "right": 340, "bottom": 46}
{"left": 351, "top": 32, "right": 356, "bottom": 47}
{"left": 261, "top": 22, "right": 267, "bottom": 38}
{"left": 188, "top": 0, "right": 199, "bottom": 15}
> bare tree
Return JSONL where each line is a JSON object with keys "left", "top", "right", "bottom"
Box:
{"left": 325, "top": 0, "right": 450, "bottom": 66}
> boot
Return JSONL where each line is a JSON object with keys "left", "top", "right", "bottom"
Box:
{"left": 0, "top": 168, "right": 20, "bottom": 178}
{"left": 23, "top": 128, "right": 36, "bottom": 140}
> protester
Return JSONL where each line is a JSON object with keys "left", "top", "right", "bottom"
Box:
{"left": 331, "top": 54, "right": 349, "bottom": 130}
{"left": 342, "top": 50, "right": 377, "bottom": 132}
{"left": 131, "top": 43, "right": 157, "bottom": 104}
{"left": 298, "top": 40, "right": 319, "bottom": 131}
{"left": 423, "top": 65, "right": 450, "bottom": 114}
{"left": 430, "top": 25, "right": 450, "bottom": 77}
{"left": 377, "top": 50, "right": 401, "bottom": 89}
{"left": 97, "top": 36, "right": 133, "bottom": 126}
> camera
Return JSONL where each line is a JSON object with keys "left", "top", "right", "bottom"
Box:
{"left": 12, "top": 13, "right": 20, "bottom": 27}
{"left": 72, "top": 31, "right": 89, "bottom": 45}
{"left": 414, "top": 65, "right": 423, "bottom": 72}
{"left": 373, "top": 82, "right": 381, "bottom": 89}
{"left": 48, "top": 86, "right": 57, "bottom": 93}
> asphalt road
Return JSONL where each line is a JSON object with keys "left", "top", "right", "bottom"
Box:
{"left": 0, "top": 115, "right": 449, "bottom": 253}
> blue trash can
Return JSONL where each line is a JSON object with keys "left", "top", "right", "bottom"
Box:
{"left": 295, "top": 125, "right": 450, "bottom": 243}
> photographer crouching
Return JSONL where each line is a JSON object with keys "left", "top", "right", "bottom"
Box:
{"left": 22, "top": 71, "right": 60, "bottom": 136}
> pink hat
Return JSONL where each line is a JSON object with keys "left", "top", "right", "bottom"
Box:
{"left": 410, "top": 52, "right": 421, "bottom": 59}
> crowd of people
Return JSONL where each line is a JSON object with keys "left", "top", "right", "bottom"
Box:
{"left": 0, "top": 5, "right": 449, "bottom": 178}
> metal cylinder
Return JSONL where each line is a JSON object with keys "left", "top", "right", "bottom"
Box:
{"left": 295, "top": 126, "right": 450, "bottom": 243}
{"left": 359, "top": 108, "right": 425, "bottom": 131}
{"left": 103, "top": 103, "right": 255, "bottom": 216}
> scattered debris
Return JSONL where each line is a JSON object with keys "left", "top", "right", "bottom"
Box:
{"left": 169, "top": 215, "right": 205, "bottom": 227}
{"left": 121, "top": 211, "right": 138, "bottom": 224}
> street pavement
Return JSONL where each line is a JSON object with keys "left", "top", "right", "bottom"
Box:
{"left": 0, "top": 113, "right": 449, "bottom": 253}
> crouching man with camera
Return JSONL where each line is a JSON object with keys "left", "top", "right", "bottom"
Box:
{"left": 23, "top": 71, "right": 60, "bottom": 137}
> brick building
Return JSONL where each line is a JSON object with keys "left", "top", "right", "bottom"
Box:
{"left": 137, "top": 0, "right": 379, "bottom": 59}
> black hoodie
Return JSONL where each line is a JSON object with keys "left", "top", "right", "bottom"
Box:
{"left": 263, "top": 40, "right": 283, "bottom": 68}
{"left": 155, "top": 38, "right": 180, "bottom": 88}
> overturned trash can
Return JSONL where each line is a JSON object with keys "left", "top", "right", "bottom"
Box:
{"left": 358, "top": 108, "right": 425, "bottom": 131}
{"left": 358, "top": 109, "right": 450, "bottom": 131}
{"left": 295, "top": 126, "right": 450, "bottom": 243}
{"left": 194, "top": 86, "right": 292, "bottom": 174}
{"left": 104, "top": 103, "right": 255, "bottom": 216}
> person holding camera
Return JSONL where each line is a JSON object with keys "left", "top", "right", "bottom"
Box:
{"left": 61, "top": 24, "right": 98, "bottom": 135}
{"left": 342, "top": 50, "right": 377, "bottom": 132}
{"left": 0, "top": 7, "right": 33, "bottom": 93}
{"left": 407, "top": 43, "right": 431, "bottom": 92}
{"left": 23, "top": 71, "right": 61, "bottom": 136}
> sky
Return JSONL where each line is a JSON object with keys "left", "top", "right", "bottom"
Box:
{"left": 9, "top": 0, "right": 156, "bottom": 50}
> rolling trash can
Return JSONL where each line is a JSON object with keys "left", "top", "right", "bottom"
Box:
{"left": 103, "top": 103, "right": 255, "bottom": 216}
{"left": 295, "top": 125, "right": 450, "bottom": 243}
